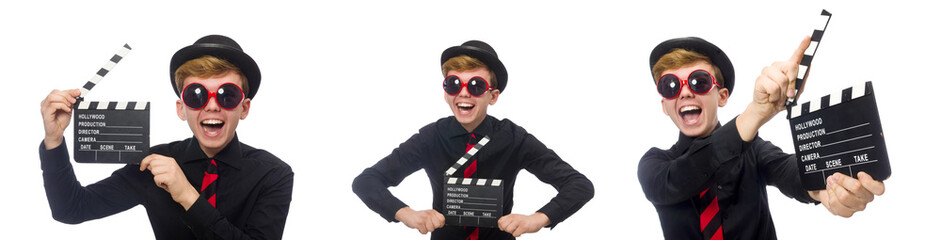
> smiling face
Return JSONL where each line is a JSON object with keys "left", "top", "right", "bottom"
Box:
{"left": 176, "top": 71, "right": 251, "bottom": 157}
{"left": 445, "top": 67, "right": 500, "bottom": 132}
{"left": 660, "top": 61, "right": 728, "bottom": 137}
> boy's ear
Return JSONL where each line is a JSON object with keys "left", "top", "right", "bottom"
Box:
{"left": 489, "top": 89, "right": 500, "bottom": 105}
{"left": 661, "top": 98, "right": 669, "bottom": 116}
{"left": 717, "top": 88, "right": 729, "bottom": 107}
{"left": 176, "top": 99, "right": 186, "bottom": 120}
{"left": 240, "top": 98, "right": 251, "bottom": 119}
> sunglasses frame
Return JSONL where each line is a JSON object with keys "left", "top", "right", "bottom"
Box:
{"left": 656, "top": 69, "right": 721, "bottom": 99}
{"left": 443, "top": 75, "right": 493, "bottom": 97}
{"left": 181, "top": 82, "right": 245, "bottom": 110}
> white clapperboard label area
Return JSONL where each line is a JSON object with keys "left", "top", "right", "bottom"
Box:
{"left": 72, "top": 44, "right": 151, "bottom": 164}
{"left": 442, "top": 136, "right": 504, "bottom": 228}
{"left": 788, "top": 82, "right": 891, "bottom": 190}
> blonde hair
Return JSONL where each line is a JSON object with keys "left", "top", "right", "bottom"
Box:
{"left": 174, "top": 56, "right": 248, "bottom": 95}
{"left": 442, "top": 55, "right": 497, "bottom": 87}
{"left": 652, "top": 49, "right": 725, "bottom": 87}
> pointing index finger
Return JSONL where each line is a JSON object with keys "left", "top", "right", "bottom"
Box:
{"left": 790, "top": 36, "right": 812, "bottom": 65}
{"left": 787, "top": 36, "right": 812, "bottom": 99}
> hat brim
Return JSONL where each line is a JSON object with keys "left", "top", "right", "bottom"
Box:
{"left": 649, "top": 37, "right": 734, "bottom": 96}
{"left": 169, "top": 43, "right": 261, "bottom": 99}
{"left": 441, "top": 46, "right": 508, "bottom": 93}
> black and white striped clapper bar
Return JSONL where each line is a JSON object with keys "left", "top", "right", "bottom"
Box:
{"left": 789, "top": 9, "right": 832, "bottom": 106}
{"left": 787, "top": 81, "right": 891, "bottom": 190}
{"left": 72, "top": 43, "right": 150, "bottom": 164}
{"left": 442, "top": 136, "right": 504, "bottom": 228}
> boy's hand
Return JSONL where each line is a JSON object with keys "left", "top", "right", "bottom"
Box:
{"left": 752, "top": 36, "right": 811, "bottom": 118}
{"left": 140, "top": 154, "right": 200, "bottom": 210}
{"left": 498, "top": 212, "right": 550, "bottom": 237}
{"left": 809, "top": 172, "right": 885, "bottom": 217}
{"left": 738, "top": 37, "right": 811, "bottom": 141}
{"left": 40, "top": 89, "right": 81, "bottom": 149}
{"left": 394, "top": 207, "right": 445, "bottom": 235}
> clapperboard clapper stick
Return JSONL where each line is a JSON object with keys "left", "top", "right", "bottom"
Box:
{"left": 72, "top": 44, "right": 151, "bottom": 164}
{"left": 787, "top": 9, "right": 831, "bottom": 107}
{"left": 785, "top": 10, "right": 891, "bottom": 190}
{"left": 442, "top": 136, "right": 505, "bottom": 228}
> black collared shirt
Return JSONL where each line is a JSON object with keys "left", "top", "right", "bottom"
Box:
{"left": 353, "top": 116, "right": 594, "bottom": 240}
{"left": 637, "top": 118, "right": 818, "bottom": 239}
{"left": 38, "top": 134, "right": 293, "bottom": 240}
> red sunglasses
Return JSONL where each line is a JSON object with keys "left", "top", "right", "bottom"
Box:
{"left": 656, "top": 69, "right": 721, "bottom": 99}
{"left": 181, "top": 82, "right": 245, "bottom": 110}
{"left": 443, "top": 75, "right": 492, "bottom": 97}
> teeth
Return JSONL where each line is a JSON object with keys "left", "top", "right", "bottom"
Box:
{"left": 457, "top": 103, "right": 474, "bottom": 108}
{"left": 202, "top": 119, "right": 223, "bottom": 125}
{"left": 680, "top": 106, "right": 701, "bottom": 113}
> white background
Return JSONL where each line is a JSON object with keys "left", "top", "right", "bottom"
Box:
{"left": 1, "top": 0, "right": 936, "bottom": 239}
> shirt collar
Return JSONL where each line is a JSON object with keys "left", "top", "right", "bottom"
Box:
{"left": 180, "top": 133, "right": 244, "bottom": 170}
{"left": 445, "top": 115, "right": 495, "bottom": 138}
{"left": 670, "top": 122, "right": 722, "bottom": 154}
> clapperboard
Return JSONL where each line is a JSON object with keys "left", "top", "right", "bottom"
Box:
{"left": 442, "top": 136, "right": 504, "bottom": 227}
{"left": 72, "top": 44, "right": 151, "bottom": 164}
{"left": 785, "top": 10, "right": 890, "bottom": 190}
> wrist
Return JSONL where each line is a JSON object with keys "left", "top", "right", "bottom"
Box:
{"left": 394, "top": 206, "right": 413, "bottom": 222}
{"left": 532, "top": 212, "right": 551, "bottom": 228}
{"left": 43, "top": 135, "right": 63, "bottom": 150}
{"left": 178, "top": 187, "right": 200, "bottom": 211}
{"left": 808, "top": 190, "right": 823, "bottom": 202}
{"left": 737, "top": 103, "right": 772, "bottom": 142}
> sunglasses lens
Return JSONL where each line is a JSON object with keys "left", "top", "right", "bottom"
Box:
{"left": 657, "top": 75, "right": 681, "bottom": 98}
{"left": 216, "top": 83, "right": 244, "bottom": 109}
{"left": 443, "top": 76, "right": 462, "bottom": 95}
{"left": 467, "top": 77, "right": 488, "bottom": 96}
{"left": 688, "top": 70, "right": 714, "bottom": 94}
{"left": 182, "top": 84, "right": 209, "bottom": 109}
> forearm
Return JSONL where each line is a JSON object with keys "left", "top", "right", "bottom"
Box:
{"left": 184, "top": 171, "right": 293, "bottom": 239}
{"left": 736, "top": 102, "right": 776, "bottom": 142}
{"left": 352, "top": 169, "right": 409, "bottom": 222}
{"left": 38, "top": 140, "right": 137, "bottom": 223}
{"left": 639, "top": 121, "right": 748, "bottom": 204}
{"left": 536, "top": 173, "right": 593, "bottom": 228}
{"left": 638, "top": 156, "right": 717, "bottom": 204}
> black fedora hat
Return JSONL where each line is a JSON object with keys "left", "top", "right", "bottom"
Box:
{"left": 169, "top": 35, "right": 261, "bottom": 99}
{"left": 441, "top": 40, "right": 508, "bottom": 93}
{"left": 649, "top": 37, "right": 735, "bottom": 96}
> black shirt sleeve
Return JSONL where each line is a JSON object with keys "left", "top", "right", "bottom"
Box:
{"left": 38, "top": 139, "right": 143, "bottom": 224}
{"left": 518, "top": 134, "right": 594, "bottom": 228}
{"left": 352, "top": 130, "right": 428, "bottom": 222}
{"left": 637, "top": 118, "right": 748, "bottom": 205}
{"left": 752, "top": 136, "right": 818, "bottom": 204}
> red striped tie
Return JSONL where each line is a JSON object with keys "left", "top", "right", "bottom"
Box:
{"left": 464, "top": 134, "right": 479, "bottom": 240}
{"left": 200, "top": 159, "right": 218, "bottom": 207}
{"left": 698, "top": 186, "right": 723, "bottom": 240}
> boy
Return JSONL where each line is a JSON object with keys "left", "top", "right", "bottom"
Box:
{"left": 353, "top": 40, "right": 594, "bottom": 240}
{"left": 38, "top": 35, "right": 293, "bottom": 239}
{"left": 638, "top": 37, "right": 886, "bottom": 239}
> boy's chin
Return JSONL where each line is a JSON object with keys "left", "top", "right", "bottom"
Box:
{"left": 455, "top": 115, "right": 478, "bottom": 125}
{"left": 677, "top": 124, "right": 710, "bottom": 138}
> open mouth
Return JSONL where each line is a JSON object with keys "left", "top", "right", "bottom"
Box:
{"left": 201, "top": 119, "right": 225, "bottom": 137}
{"left": 457, "top": 102, "right": 475, "bottom": 112}
{"left": 679, "top": 106, "right": 702, "bottom": 124}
